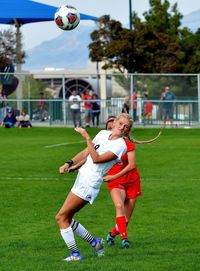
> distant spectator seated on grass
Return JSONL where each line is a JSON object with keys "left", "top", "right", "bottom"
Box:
{"left": 2, "top": 109, "right": 17, "bottom": 128}
{"left": 17, "top": 110, "right": 32, "bottom": 128}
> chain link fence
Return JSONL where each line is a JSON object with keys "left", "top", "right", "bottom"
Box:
{"left": 0, "top": 71, "right": 199, "bottom": 127}
{"left": 0, "top": 98, "right": 199, "bottom": 128}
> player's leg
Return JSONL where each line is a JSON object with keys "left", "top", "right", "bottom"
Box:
{"left": 107, "top": 188, "right": 128, "bottom": 246}
{"left": 125, "top": 179, "right": 142, "bottom": 223}
{"left": 55, "top": 192, "right": 87, "bottom": 261}
{"left": 124, "top": 198, "right": 137, "bottom": 223}
{"left": 70, "top": 219, "right": 104, "bottom": 257}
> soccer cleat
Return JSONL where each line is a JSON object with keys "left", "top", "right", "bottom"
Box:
{"left": 121, "top": 238, "right": 130, "bottom": 249}
{"left": 93, "top": 238, "right": 104, "bottom": 257}
{"left": 106, "top": 232, "right": 115, "bottom": 246}
{"left": 64, "top": 251, "right": 83, "bottom": 262}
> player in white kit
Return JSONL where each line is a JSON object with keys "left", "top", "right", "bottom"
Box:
{"left": 56, "top": 114, "right": 133, "bottom": 261}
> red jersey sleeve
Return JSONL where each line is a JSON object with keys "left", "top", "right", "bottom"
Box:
{"left": 107, "top": 139, "right": 135, "bottom": 175}
{"left": 125, "top": 139, "right": 135, "bottom": 152}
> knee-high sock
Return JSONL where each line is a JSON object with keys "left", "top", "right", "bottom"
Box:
{"left": 71, "top": 219, "right": 96, "bottom": 247}
{"left": 110, "top": 221, "right": 129, "bottom": 237}
{"left": 110, "top": 224, "right": 119, "bottom": 237}
{"left": 116, "top": 216, "right": 127, "bottom": 239}
{"left": 60, "top": 226, "right": 79, "bottom": 252}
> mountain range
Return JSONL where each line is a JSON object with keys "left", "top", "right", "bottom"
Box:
{"left": 23, "top": 25, "right": 95, "bottom": 71}
{"left": 23, "top": 10, "right": 200, "bottom": 71}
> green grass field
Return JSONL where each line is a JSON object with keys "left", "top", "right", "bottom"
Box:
{"left": 0, "top": 127, "right": 199, "bottom": 271}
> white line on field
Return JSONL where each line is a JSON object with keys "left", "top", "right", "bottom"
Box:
{"left": 0, "top": 177, "right": 71, "bottom": 181}
{"left": 44, "top": 140, "right": 85, "bottom": 148}
{"left": 1, "top": 177, "right": 199, "bottom": 182}
{"left": 142, "top": 178, "right": 200, "bottom": 182}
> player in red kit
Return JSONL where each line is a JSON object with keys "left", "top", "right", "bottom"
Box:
{"left": 104, "top": 117, "right": 141, "bottom": 248}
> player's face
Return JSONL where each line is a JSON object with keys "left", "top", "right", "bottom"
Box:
{"left": 113, "top": 117, "right": 131, "bottom": 137}
{"left": 106, "top": 120, "right": 114, "bottom": 131}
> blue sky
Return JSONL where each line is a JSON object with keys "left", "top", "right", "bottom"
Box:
{"left": 1, "top": 0, "right": 200, "bottom": 50}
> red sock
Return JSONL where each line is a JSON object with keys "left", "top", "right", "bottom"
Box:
{"left": 116, "top": 216, "right": 127, "bottom": 239}
{"left": 110, "top": 224, "right": 119, "bottom": 237}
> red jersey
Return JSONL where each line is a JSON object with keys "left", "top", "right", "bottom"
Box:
{"left": 107, "top": 139, "right": 140, "bottom": 183}
{"left": 82, "top": 94, "right": 92, "bottom": 109}
{"left": 131, "top": 94, "right": 137, "bottom": 109}
{"left": 145, "top": 101, "right": 153, "bottom": 115}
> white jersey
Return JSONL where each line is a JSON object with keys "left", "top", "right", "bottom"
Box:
{"left": 68, "top": 95, "right": 82, "bottom": 110}
{"left": 78, "top": 130, "right": 127, "bottom": 189}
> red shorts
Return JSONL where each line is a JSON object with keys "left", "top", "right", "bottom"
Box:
{"left": 106, "top": 178, "right": 142, "bottom": 199}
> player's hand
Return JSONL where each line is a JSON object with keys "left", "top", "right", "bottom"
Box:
{"left": 59, "top": 163, "right": 69, "bottom": 174}
{"left": 103, "top": 175, "right": 115, "bottom": 182}
{"left": 67, "top": 165, "right": 77, "bottom": 173}
{"left": 75, "top": 127, "right": 89, "bottom": 139}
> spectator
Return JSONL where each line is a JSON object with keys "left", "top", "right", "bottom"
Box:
{"left": 131, "top": 91, "right": 137, "bottom": 121}
{"left": 17, "top": 110, "right": 32, "bottom": 128}
{"left": 2, "top": 109, "right": 17, "bottom": 128}
{"left": 91, "top": 93, "right": 101, "bottom": 127}
{"left": 143, "top": 94, "right": 153, "bottom": 125}
{"left": 0, "top": 92, "right": 7, "bottom": 124}
{"left": 69, "top": 89, "right": 82, "bottom": 128}
{"left": 121, "top": 96, "right": 130, "bottom": 114}
{"left": 160, "top": 86, "right": 176, "bottom": 127}
{"left": 39, "top": 92, "right": 45, "bottom": 121}
{"left": 82, "top": 89, "right": 92, "bottom": 127}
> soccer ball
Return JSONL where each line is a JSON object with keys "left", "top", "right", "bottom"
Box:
{"left": 54, "top": 5, "right": 80, "bottom": 31}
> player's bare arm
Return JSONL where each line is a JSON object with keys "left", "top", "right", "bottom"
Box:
{"left": 59, "top": 147, "right": 89, "bottom": 174}
{"left": 103, "top": 151, "right": 136, "bottom": 182}
{"left": 75, "top": 127, "right": 117, "bottom": 163}
{"left": 68, "top": 158, "right": 86, "bottom": 172}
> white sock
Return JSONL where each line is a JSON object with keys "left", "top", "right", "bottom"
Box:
{"left": 60, "top": 226, "right": 79, "bottom": 252}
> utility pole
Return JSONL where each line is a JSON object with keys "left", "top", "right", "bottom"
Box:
{"left": 15, "top": 20, "right": 23, "bottom": 111}
{"left": 129, "top": 0, "right": 132, "bottom": 30}
{"left": 129, "top": 0, "right": 135, "bottom": 122}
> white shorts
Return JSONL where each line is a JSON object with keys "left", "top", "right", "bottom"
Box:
{"left": 71, "top": 172, "right": 100, "bottom": 204}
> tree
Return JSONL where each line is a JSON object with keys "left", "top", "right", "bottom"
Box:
{"left": 89, "top": 15, "right": 132, "bottom": 72}
{"left": 178, "top": 27, "right": 200, "bottom": 73}
{"left": 23, "top": 75, "right": 50, "bottom": 99}
{"left": 0, "top": 28, "right": 25, "bottom": 67}
{"left": 0, "top": 29, "right": 16, "bottom": 67}
{"left": 143, "top": 0, "right": 182, "bottom": 39}
{"left": 133, "top": 23, "right": 181, "bottom": 73}
{"left": 0, "top": 28, "right": 26, "bottom": 97}
{"left": 88, "top": 1, "right": 187, "bottom": 74}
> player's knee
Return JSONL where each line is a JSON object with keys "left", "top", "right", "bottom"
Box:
{"left": 55, "top": 212, "right": 64, "bottom": 225}
{"left": 55, "top": 211, "right": 71, "bottom": 226}
{"left": 115, "top": 202, "right": 124, "bottom": 212}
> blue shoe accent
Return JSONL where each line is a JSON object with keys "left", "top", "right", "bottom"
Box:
{"left": 64, "top": 251, "right": 83, "bottom": 261}
{"left": 121, "top": 239, "right": 130, "bottom": 249}
{"left": 106, "top": 232, "right": 115, "bottom": 246}
{"left": 93, "top": 238, "right": 104, "bottom": 257}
